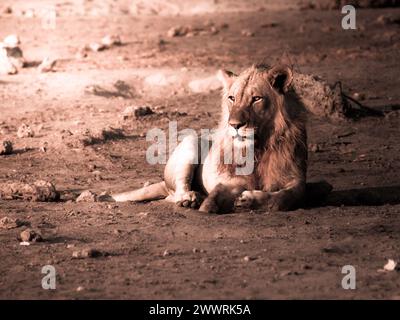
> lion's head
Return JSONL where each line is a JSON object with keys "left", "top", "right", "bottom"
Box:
{"left": 217, "top": 63, "right": 304, "bottom": 148}
{"left": 216, "top": 64, "right": 307, "bottom": 187}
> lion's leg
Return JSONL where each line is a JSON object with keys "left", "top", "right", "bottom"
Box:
{"left": 164, "top": 135, "right": 203, "bottom": 208}
{"left": 112, "top": 181, "right": 168, "bottom": 202}
{"left": 235, "top": 182, "right": 306, "bottom": 211}
{"left": 199, "top": 179, "right": 248, "bottom": 214}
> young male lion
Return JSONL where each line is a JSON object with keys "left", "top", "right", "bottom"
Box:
{"left": 112, "top": 63, "right": 331, "bottom": 213}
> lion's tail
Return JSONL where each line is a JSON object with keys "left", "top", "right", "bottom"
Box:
{"left": 112, "top": 181, "right": 169, "bottom": 202}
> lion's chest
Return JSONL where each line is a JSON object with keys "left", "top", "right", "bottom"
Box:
{"left": 198, "top": 150, "right": 257, "bottom": 194}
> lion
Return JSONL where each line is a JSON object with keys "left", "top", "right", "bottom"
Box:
{"left": 111, "top": 63, "right": 332, "bottom": 213}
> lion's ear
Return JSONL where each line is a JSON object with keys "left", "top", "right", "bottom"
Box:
{"left": 268, "top": 65, "right": 293, "bottom": 94}
{"left": 217, "top": 69, "right": 237, "bottom": 90}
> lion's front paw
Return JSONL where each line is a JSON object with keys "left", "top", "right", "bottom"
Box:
{"left": 198, "top": 197, "right": 219, "bottom": 213}
{"left": 235, "top": 190, "right": 255, "bottom": 208}
{"left": 175, "top": 191, "right": 203, "bottom": 209}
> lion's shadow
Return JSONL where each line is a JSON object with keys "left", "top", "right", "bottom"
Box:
{"left": 306, "top": 184, "right": 400, "bottom": 208}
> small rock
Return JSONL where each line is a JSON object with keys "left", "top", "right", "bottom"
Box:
{"left": 0, "top": 35, "right": 25, "bottom": 72}
{"left": 76, "top": 286, "right": 85, "bottom": 292}
{"left": 17, "top": 123, "right": 34, "bottom": 138}
{"left": 209, "top": 26, "right": 219, "bottom": 35}
{"left": 0, "top": 216, "right": 23, "bottom": 229}
{"left": 0, "top": 180, "right": 59, "bottom": 201}
{"left": 243, "top": 256, "right": 256, "bottom": 262}
{"left": 72, "top": 248, "right": 102, "bottom": 259}
{"left": 3, "top": 35, "right": 20, "bottom": 48}
{"left": 20, "top": 228, "right": 43, "bottom": 242}
{"left": 0, "top": 140, "right": 13, "bottom": 155}
{"left": 167, "top": 26, "right": 189, "bottom": 37}
{"left": 163, "top": 249, "right": 170, "bottom": 257}
{"left": 76, "top": 190, "right": 97, "bottom": 202}
{"left": 38, "top": 57, "right": 57, "bottom": 73}
{"left": 92, "top": 170, "right": 102, "bottom": 180}
{"left": 352, "top": 92, "right": 365, "bottom": 100}
{"left": 241, "top": 29, "right": 254, "bottom": 37}
{"left": 101, "top": 35, "right": 122, "bottom": 47}
{"left": 379, "top": 259, "right": 398, "bottom": 272}
{"left": 89, "top": 42, "right": 106, "bottom": 52}
{"left": 122, "top": 105, "right": 154, "bottom": 120}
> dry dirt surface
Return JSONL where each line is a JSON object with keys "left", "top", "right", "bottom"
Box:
{"left": 1, "top": 0, "right": 400, "bottom": 299}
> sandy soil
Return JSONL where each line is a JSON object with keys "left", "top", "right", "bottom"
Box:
{"left": 0, "top": 1, "right": 400, "bottom": 299}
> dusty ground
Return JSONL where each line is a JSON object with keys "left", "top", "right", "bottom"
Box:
{"left": 0, "top": 1, "right": 400, "bottom": 299}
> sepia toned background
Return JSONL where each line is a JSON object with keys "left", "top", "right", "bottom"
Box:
{"left": 0, "top": 0, "right": 399, "bottom": 299}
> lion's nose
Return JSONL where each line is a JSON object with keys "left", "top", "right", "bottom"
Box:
{"left": 229, "top": 120, "right": 246, "bottom": 130}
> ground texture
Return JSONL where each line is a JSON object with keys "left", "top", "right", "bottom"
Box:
{"left": 0, "top": 1, "right": 400, "bottom": 299}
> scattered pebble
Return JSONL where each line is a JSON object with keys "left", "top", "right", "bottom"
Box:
{"left": 88, "top": 34, "right": 122, "bottom": 52}
{"left": 17, "top": 123, "right": 35, "bottom": 138}
{"left": 89, "top": 42, "right": 106, "bottom": 52}
{"left": 167, "top": 25, "right": 220, "bottom": 38}
{"left": 0, "top": 216, "right": 23, "bottom": 229}
{"left": 0, "top": 140, "right": 13, "bottom": 155}
{"left": 163, "top": 249, "right": 171, "bottom": 257}
{"left": 76, "top": 190, "right": 97, "bottom": 202}
{"left": 3, "top": 34, "right": 20, "bottom": 48}
{"left": 352, "top": 92, "right": 366, "bottom": 100}
{"left": 167, "top": 26, "right": 189, "bottom": 37}
{"left": 38, "top": 57, "right": 57, "bottom": 73}
{"left": 101, "top": 35, "right": 122, "bottom": 47}
{"left": 241, "top": 29, "right": 255, "bottom": 37}
{"left": 0, "top": 180, "right": 59, "bottom": 201}
{"left": 20, "top": 228, "right": 43, "bottom": 242}
{"left": 378, "top": 259, "right": 398, "bottom": 272}
{"left": 122, "top": 105, "right": 154, "bottom": 120}
{"left": 243, "top": 256, "right": 256, "bottom": 262}
{"left": 72, "top": 248, "right": 103, "bottom": 259}
{"left": 0, "top": 34, "right": 25, "bottom": 74}
{"left": 76, "top": 286, "right": 85, "bottom": 292}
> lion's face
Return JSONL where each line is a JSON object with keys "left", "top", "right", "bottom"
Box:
{"left": 218, "top": 64, "right": 293, "bottom": 147}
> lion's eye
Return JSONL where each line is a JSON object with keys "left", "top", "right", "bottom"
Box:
{"left": 228, "top": 96, "right": 235, "bottom": 102}
{"left": 252, "top": 96, "right": 262, "bottom": 103}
